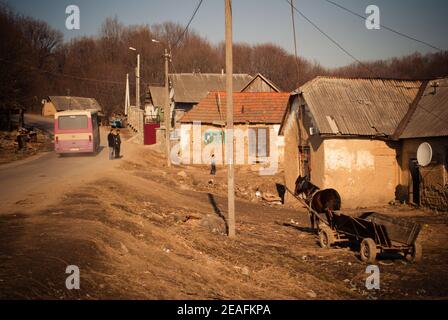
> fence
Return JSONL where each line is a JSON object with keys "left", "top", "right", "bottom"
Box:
{"left": 127, "top": 106, "right": 144, "bottom": 144}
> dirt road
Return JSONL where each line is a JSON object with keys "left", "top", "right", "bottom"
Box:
{"left": 0, "top": 137, "right": 447, "bottom": 300}
{"left": 0, "top": 115, "right": 126, "bottom": 212}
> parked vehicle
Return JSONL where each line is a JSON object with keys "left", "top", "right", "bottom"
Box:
{"left": 54, "top": 110, "right": 100, "bottom": 155}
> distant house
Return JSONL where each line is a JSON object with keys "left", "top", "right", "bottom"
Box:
{"left": 144, "top": 86, "right": 166, "bottom": 122}
{"left": 179, "top": 91, "right": 290, "bottom": 167}
{"left": 239, "top": 73, "right": 281, "bottom": 93}
{"left": 42, "top": 96, "right": 102, "bottom": 117}
{"left": 145, "top": 73, "right": 281, "bottom": 127}
{"left": 279, "top": 76, "right": 423, "bottom": 208}
{"left": 393, "top": 78, "right": 448, "bottom": 211}
{"left": 169, "top": 73, "right": 253, "bottom": 112}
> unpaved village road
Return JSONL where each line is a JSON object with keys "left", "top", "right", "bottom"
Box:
{"left": 0, "top": 123, "right": 447, "bottom": 300}
{"left": 0, "top": 115, "right": 117, "bottom": 213}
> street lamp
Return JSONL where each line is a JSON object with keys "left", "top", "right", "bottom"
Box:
{"left": 129, "top": 47, "right": 140, "bottom": 109}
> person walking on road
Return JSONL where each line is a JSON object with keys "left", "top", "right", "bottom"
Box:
{"left": 107, "top": 128, "right": 115, "bottom": 160}
{"left": 114, "top": 129, "right": 122, "bottom": 159}
{"left": 210, "top": 153, "right": 216, "bottom": 175}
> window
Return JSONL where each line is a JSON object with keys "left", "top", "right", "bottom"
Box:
{"left": 58, "top": 115, "right": 88, "bottom": 130}
{"left": 249, "top": 127, "right": 270, "bottom": 158}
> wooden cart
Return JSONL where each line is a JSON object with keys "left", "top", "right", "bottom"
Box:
{"left": 286, "top": 188, "right": 422, "bottom": 263}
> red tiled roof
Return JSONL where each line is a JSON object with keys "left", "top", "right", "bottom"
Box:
{"left": 180, "top": 92, "right": 290, "bottom": 124}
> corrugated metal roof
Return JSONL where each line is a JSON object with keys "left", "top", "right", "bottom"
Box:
{"left": 49, "top": 96, "right": 102, "bottom": 112}
{"left": 400, "top": 78, "right": 448, "bottom": 138}
{"left": 180, "top": 92, "right": 290, "bottom": 124}
{"left": 170, "top": 73, "right": 253, "bottom": 103}
{"left": 300, "top": 77, "right": 422, "bottom": 136}
{"left": 147, "top": 86, "right": 167, "bottom": 108}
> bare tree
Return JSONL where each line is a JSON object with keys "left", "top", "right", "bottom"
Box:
{"left": 2, "top": 8, "right": 447, "bottom": 125}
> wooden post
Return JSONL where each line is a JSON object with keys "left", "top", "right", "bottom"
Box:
{"left": 136, "top": 54, "right": 140, "bottom": 109}
{"left": 225, "top": 0, "right": 235, "bottom": 238}
{"left": 164, "top": 48, "right": 171, "bottom": 167}
{"left": 290, "top": 0, "right": 300, "bottom": 87}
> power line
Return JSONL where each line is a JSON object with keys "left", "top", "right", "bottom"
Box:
{"left": 290, "top": 0, "right": 300, "bottom": 85}
{"left": 0, "top": 57, "right": 160, "bottom": 87}
{"left": 0, "top": 57, "right": 125, "bottom": 85}
{"left": 284, "top": 1, "right": 448, "bottom": 126}
{"left": 169, "top": 0, "right": 206, "bottom": 94}
{"left": 323, "top": 0, "right": 444, "bottom": 52}
{"left": 286, "top": 0, "right": 375, "bottom": 75}
{"left": 172, "top": 0, "right": 205, "bottom": 49}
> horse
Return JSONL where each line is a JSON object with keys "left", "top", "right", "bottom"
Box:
{"left": 294, "top": 176, "right": 341, "bottom": 232}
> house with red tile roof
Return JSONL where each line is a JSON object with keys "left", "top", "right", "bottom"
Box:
{"left": 178, "top": 91, "right": 290, "bottom": 169}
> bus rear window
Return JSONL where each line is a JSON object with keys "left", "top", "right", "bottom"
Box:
{"left": 58, "top": 115, "right": 88, "bottom": 130}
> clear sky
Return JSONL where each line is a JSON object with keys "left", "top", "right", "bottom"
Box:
{"left": 5, "top": 0, "right": 448, "bottom": 68}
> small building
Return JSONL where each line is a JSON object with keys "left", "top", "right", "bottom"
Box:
{"left": 239, "top": 73, "right": 281, "bottom": 93}
{"left": 179, "top": 91, "right": 290, "bottom": 168}
{"left": 169, "top": 73, "right": 253, "bottom": 114}
{"left": 146, "top": 73, "right": 281, "bottom": 125}
{"left": 42, "top": 96, "right": 102, "bottom": 117}
{"left": 279, "top": 76, "right": 422, "bottom": 208}
{"left": 145, "top": 86, "right": 166, "bottom": 123}
{"left": 145, "top": 73, "right": 252, "bottom": 127}
{"left": 394, "top": 78, "right": 448, "bottom": 211}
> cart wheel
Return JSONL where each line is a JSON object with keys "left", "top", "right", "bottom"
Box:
{"left": 319, "top": 226, "right": 335, "bottom": 248}
{"left": 406, "top": 241, "right": 422, "bottom": 263}
{"left": 360, "top": 238, "right": 377, "bottom": 263}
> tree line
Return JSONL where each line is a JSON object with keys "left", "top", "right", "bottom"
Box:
{"left": 1, "top": 3, "right": 447, "bottom": 126}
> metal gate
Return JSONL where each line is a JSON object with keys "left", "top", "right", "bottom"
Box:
{"left": 144, "top": 123, "right": 160, "bottom": 145}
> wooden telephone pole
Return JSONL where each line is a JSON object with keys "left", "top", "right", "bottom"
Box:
{"left": 164, "top": 48, "right": 171, "bottom": 167}
{"left": 136, "top": 54, "right": 140, "bottom": 109}
{"left": 225, "top": 0, "right": 235, "bottom": 238}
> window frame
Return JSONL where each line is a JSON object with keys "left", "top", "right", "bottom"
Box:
{"left": 249, "top": 126, "right": 270, "bottom": 159}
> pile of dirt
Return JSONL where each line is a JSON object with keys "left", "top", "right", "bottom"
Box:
{"left": 0, "top": 128, "right": 53, "bottom": 164}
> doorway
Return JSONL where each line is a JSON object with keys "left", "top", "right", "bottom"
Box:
{"left": 409, "top": 159, "right": 420, "bottom": 205}
{"left": 299, "top": 145, "right": 311, "bottom": 179}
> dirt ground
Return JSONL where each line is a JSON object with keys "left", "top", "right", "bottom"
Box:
{"left": 0, "top": 128, "right": 53, "bottom": 165}
{"left": 0, "top": 141, "right": 447, "bottom": 300}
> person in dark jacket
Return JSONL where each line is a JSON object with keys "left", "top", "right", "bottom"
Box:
{"left": 114, "top": 129, "right": 122, "bottom": 159}
{"left": 210, "top": 153, "right": 216, "bottom": 175}
{"left": 107, "top": 129, "right": 115, "bottom": 160}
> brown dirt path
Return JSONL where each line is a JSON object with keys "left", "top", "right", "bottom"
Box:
{"left": 0, "top": 141, "right": 447, "bottom": 300}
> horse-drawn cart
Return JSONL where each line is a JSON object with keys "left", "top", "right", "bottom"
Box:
{"left": 287, "top": 187, "right": 422, "bottom": 263}
{"left": 318, "top": 211, "right": 422, "bottom": 263}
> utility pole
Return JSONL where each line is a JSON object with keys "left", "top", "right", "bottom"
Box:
{"left": 136, "top": 53, "right": 141, "bottom": 109}
{"left": 125, "top": 73, "right": 130, "bottom": 116}
{"left": 225, "top": 0, "right": 235, "bottom": 238}
{"left": 164, "top": 48, "right": 171, "bottom": 167}
{"left": 290, "top": 0, "right": 300, "bottom": 87}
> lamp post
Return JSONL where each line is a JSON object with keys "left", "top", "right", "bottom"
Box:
{"left": 152, "top": 38, "right": 171, "bottom": 167}
{"left": 129, "top": 47, "right": 140, "bottom": 110}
